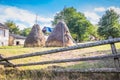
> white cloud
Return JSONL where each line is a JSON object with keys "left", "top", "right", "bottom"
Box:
{"left": 40, "top": 23, "right": 52, "bottom": 29}
{"left": 108, "top": 6, "right": 120, "bottom": 15}
{"left": 108, "top": 6, "right": 120, "bottom": 23}
{"left": 94, "top": 7, "right": 106, "bottom": 12}
{"left": 0, "top": 5, "right": 53, "bottom": 30}
{"left": 17, "top": 23, "right": 28, "bottom": 30}
{"left": 84, "top": 11, "right": 100, "bottom": 24}
{"left": 84, "top": 6, "right": 120, "bottom": 25}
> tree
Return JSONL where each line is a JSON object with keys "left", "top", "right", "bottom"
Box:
{"left": 20, "top": 28, "right": 31, "bottom": 36}
{"left": 98, "top": 9, "right": 120, "bottom": 39}
{"left": 52, "top": 7, "right": 95, "bottom": 41}
{"left": 4, "top": 20, "right": 20, "bottom": 34}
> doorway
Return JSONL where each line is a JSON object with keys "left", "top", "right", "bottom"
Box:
{"left": 16, "top": 41, "right": 20, "bottom": 45}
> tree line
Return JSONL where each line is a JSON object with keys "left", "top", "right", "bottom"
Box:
{"left": 4, "top": 7, "right": 120, "bottom": 42}
{"left": 4, "top": 20, "right": 31, "bottom": 36}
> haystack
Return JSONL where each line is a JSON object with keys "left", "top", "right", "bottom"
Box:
{"left": 46, "top": 21, "right": 74, "bottom": 47}
{"left": 24, "top": 24, "right": 45, "bottom": 47}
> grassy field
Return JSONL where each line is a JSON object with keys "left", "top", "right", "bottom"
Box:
{"left": 0, "top": 42, "right": 120, "bottom": 70}
{"left": 0, "top": 42, "right": 120, "bottom": 80}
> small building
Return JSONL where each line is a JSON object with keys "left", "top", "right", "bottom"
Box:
{"left": 0, "top": 23, "right": 9, "bottom": 46}
{"left": 9, "top": 34, "right": 26, "bottom": 46}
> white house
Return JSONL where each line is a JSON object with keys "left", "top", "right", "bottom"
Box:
{"left": 0, "top": 23, "right": 9, "bottom": 46}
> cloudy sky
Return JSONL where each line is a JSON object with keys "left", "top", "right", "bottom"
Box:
{"left": 0, "top": 0, "right": 120, "bottom": 30}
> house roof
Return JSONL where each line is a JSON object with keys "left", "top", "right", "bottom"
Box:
{"left": 0, "top": 23, "right": 9, "bottom": 29}
{"left": 10, "top": 34, "right": 26, "bottom": 39}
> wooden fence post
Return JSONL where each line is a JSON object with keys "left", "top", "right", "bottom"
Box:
{"left": 0, "top": 54, "right": 15, "bottom": 67}
{"left": 109, "top": 36, "right": 120, "bottom": 69}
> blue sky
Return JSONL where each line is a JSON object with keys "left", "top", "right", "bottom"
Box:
{"left": 0, "top": 0, "right": 120, "bottom": 29}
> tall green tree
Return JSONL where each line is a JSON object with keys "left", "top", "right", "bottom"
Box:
{"left": 20, "top": 28, "right": 31, "bottom": 36}
{"left": 4, "top": 20, "right": 20, "bottom": 34}
{"left": 52, "top": 7, "right": 95, "bottom": 41}
{"left": 98, "top": 9, "right": 120, "bottom": 39}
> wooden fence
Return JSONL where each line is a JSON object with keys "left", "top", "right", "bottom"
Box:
{"left": 0, "top": 37, "right": 120, "bottom": 71}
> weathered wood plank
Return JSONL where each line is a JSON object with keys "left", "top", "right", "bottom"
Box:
{"left": 0, "top": 54, "right": 15, "bottom": 67}
{"left": 13, "top": 54, "right": 120, "bottom": 67}
{"left": 110, "top": 43, "right": 120, "bottom": 68}
{"left": 49, "top": 68, "right": 120, "bottom": 73}
{"left": 1, "top": 38, "right": 120, "bottom": 61}
{"left": 0, "top": 62, "right": 7, "bottom": 65}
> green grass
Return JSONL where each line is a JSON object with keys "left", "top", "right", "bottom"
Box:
{"left": 0, "top": 46, "right": 58, "bottom": 70}
{"left": 0, "top": 42, "right": 120, "bottom": 70}
{"left": 0, "top": 42, "right": 120, "bottom": 55}
{"left": 0, "top": 46, "right": 57, "bottom": 56}
{"left": 67, "top": 59, "right": 116, "bottom": 69}
{"left": 0, "top": 45, "right": 22, "bottom": 49}
{"left": 0, "top": 42, "right": 120, "bottom": 80}
{"left": 67, "top": 42, "right": 120, "bottom": 69}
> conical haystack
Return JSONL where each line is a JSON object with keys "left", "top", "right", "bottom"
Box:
{"left": 24, "top": 24, "right": 45, "bottom": 47}
{"left": 46, "top": 21, "right": 74, "bottom": 47}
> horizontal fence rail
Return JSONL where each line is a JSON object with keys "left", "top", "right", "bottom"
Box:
{"left": 0, "top": 38, "right": 120, "bottom": 62}
{"left": 14, "top": 54, "right": 120, "bottom": 67}
{"left": 0, "top": 62, "right": 8, "bottom": 65}
{"left": 50, "top": 68, "right": 120, "bottom": 73}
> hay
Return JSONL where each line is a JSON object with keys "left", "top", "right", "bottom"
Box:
{"left": 24, "top": 24, "right": 45, "bottom": 47}
{"left": 46, "top": 21, "right": 74, "bottom": 47}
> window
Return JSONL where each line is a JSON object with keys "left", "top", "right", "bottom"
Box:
{"left": 0, "top": 29, "right": 6, "bottom": 37}
{"left": 0, "top": 29, "right": 4, "bottom": 37}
